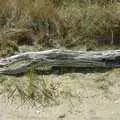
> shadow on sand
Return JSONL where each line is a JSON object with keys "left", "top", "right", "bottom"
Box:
{"left": 35, "top": 67, "right": 112, "bottom": 75}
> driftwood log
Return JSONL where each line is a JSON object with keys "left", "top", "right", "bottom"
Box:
{"left": 0, "top": 49, "right": 120, "bottom": 75}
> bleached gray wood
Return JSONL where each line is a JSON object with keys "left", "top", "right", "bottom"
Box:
{"left": 0, "top": 49, "right": 120, "bottom": 75}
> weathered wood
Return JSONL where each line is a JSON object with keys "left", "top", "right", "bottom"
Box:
{"left": 0, "top": 49, "right": 120, "bottom": 75}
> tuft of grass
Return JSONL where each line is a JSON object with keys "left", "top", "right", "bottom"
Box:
{"left": 0, "top": 71, "right": 58, "bottom": 106}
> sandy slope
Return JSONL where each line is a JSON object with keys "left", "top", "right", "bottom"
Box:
{"left": 1, "top": 70, "right": 120, "bottom": 120}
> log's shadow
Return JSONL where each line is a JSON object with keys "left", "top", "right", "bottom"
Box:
{"left": 2, "top": 67, "right": 113, "bottom": 77}
{"left": 35, "top": 67, "right": 113, "bottom": 75}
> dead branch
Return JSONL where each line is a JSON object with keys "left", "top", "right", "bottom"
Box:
{"left": 0, "top": 49, "right": 120, "bottom": 75}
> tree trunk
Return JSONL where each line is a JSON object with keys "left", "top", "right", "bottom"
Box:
{"left": 0, "top": 49, "right": 120, "bottom": 75}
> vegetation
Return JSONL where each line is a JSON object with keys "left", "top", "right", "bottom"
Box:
{"left": 0, "top": 72, "right": 59, "bottom": 106}
{"left": 0, "top": 0, "right": 120, "bottom": 56}
{"left": 1, "top": 0, "right": 120, "bottom": 105}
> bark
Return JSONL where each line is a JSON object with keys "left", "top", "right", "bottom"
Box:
{"left": 0, "top": 49, "right": 120, "bottom": 75}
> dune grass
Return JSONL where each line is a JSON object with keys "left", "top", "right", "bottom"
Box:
{"left": 0, "top": 0, "right": 120, "bottom": 57}
{"left": 0, "top": 72, "right": 59, "bottom": 106}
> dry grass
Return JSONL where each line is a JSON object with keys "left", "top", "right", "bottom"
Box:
{"left": 0, "top": 0, "right": 66, "bottom": 56}
{"left": 1, "top": 68, "right": 120, "bottom": 105}
{"left": 0, "top": 0, "right": 55, "bottom": 28}
{"left": 0, "top": 73, "right": 59, "bottom": 106}
{"left": 60, "top": 2, "right": 120, "bottom": 48}
{"left": 0, "top": 0, "right": 120, "bottom": 56}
